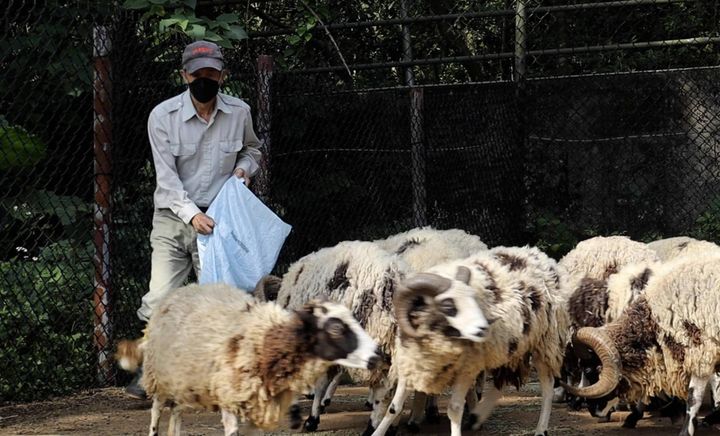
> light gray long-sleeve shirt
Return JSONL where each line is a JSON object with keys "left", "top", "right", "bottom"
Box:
{"left": 148, "top": 90, "right": 263, "bottom": 224}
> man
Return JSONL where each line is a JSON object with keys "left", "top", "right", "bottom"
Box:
{"left": 125, "top": 41, "right": 262, "bottom": 399}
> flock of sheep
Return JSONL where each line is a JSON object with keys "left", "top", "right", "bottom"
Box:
{"left": 116, "top": 228, "right": 720, "bottom": 436}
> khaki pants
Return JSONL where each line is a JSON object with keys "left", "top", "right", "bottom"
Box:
{"left": 137, "top": 209, "right": 201, "bottom": 322}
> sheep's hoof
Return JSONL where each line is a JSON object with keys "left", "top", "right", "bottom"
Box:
{"left": 319, "top": 398, "right": 331, "bottom": 414}
{"left": 361, "top": 420, "right": 375, "bottom": 436}
{"left": 425, "top": 405, "right": 440, "bottom": 424}
{"left": 567, "top": 396, "right": 584, "bottom": 411}
{"left": 386, "top": 425, "right": 398, "bottom": 436}
{"left": 304, "top": 393, "right": 315, "bottom": 400}
{"left": 406, "top": 421, "right": 420, "bottom": 433}
{"left": 534, "top": 432, "right": 548, "bottom": 436}
{"left": 463, "top": 413, "right": 480, "bottom": 431}
{"left": 304, "top": 415, "right": 320, "bottom": 432}
{"left": 702, "top": 408, "right": 720, "bottom": 426}
{"left": 364, "top": 401, "right": 374, "bottom": 411}
{"left": 319, "top": 405, "right": 326, "bottom": 414}
{"left": 289, "top": 405, "right": 302, "bottom": 429}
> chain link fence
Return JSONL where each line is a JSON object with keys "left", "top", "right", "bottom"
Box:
{"left": 1, "top": 0, "right": 719, "bottom": 403}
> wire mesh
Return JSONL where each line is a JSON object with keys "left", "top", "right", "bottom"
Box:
{"left": 1, "top": 0, "right": 719, "bottom": 403}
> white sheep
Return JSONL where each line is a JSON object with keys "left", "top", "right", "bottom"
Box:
{"left": 257, "top": 240, "right": 410, "bottom": 433}
{"left": 647, "top": 236, "right": 720, "bottom": 261}
{"left": 563, "top": 255, "right": 720, "bottom": 436}
{"left": 373, "top": 246, "right": 570, "bottom": 436}
{"left": 374, "top": 226, "right": 488, "bottom": 271}
{"left": 115, "top": 283, "right": 379, "bottom": 436}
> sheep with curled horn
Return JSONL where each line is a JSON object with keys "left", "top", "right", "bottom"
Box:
{"left": 556, "top": 235, "right": 661, "bottom": 418}
{"left": 562, "top": 255, "right": 720, "bottom": 436}
{"left": 372, "top": 246, "right": 571, "bottom": 436}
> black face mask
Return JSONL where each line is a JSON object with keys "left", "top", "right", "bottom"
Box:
{"left": 188, "top": 77, "right": 220, "bottom": 103}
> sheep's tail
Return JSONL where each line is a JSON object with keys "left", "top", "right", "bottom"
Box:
{"left": 115, "top": 336, "right": 146, "bottom": 373}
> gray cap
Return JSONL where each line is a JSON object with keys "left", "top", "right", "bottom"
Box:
{"left": 182, "top": 41, "right": 224, "bottom": 73}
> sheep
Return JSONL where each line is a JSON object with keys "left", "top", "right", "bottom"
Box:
{"left": 374, "top": 226, "right": 488, "bottom": 271}
{"left": 254, "top": 227, "right": 490, "bottom": 433}
{"left": 562, "top": 255, "right": 720, "bottom": 436}
{"left": 256, "top": 240, "right": 410, "bottom": 433}
{"left": 556, "top": 235, "right": 661, "bottom": 414}
{"left": 559, "top": 235, "right": 660, "bottom": 285}
{"left": 374, "top": 226, "right": 489, "bottom": 428}
{"left": 648, "top": 236, "right": 720, "bottom": 261}
{"left": 115, "top": 282, "right": 380, "bottom": 436}
{"left": 372, "top": 245, "right": 570, "bottom": 436}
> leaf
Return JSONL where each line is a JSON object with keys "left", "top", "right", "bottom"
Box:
{"left": 182, "top": 0, "right": 196, "bottom": 8}
{"left": 186, "top": 24, "right": 206, "bottom": 39}
{"left": 178, "top": 19, "right": 189, "bottom": 30}
{"left": 288, "top": 35, "right": 301, "bottom": 45}
{"left": 148, "top": 0, "right": 167, "bottom": 4}
{"left": 217, "top": 39, "right": 233, "bottom": 49}
{"left": 304, "top": 32, "right": 312, "bottom": 42}
{"left": 226, "top": 25, "right": 248, "bottom": 40}
{"left": 123, "top": 0, "right": 148, "bottom": 9}
{"left": 204, "top": 30, "right": 223, "bottom": 42}
{"left": 216, "top": 13, "right": 239, "bottom": 23}
{"left": 159, "top": 18, "right": 180, "bottom": 32}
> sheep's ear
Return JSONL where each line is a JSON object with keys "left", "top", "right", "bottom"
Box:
{"left": 253, "top": 275, "right": 282, "bottom": 302}
{"left": 294, "top": 305, "right": 318, "bottom": 332}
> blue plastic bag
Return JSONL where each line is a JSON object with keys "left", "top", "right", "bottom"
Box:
{"left": 197, "top": 177, "right": 291, "bottom": 292}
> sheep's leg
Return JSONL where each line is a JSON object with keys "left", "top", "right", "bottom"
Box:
{"left": 680, "top": 375, "right": 709, "bottom": 436}
{"left": 533, "top": 363, "right": 556, "bottom": 436}
{"left": 369, "top": 382, "right": 394, "bottom": 430}
{"left": 594, "top": 397, "right": 620, "bottom": 423}
{"left": 447, "top": 376, "right": 475, "bottom": 436}
{"left": 621, "top": 401, "right": 644, "bottom": 428}
{"left": 371, "top": 377, "right": 410, "bottom": 436}
{"left": 365, "top": 387, "right": 376, "bottom": 410}
{"left": 710, "top": 373, "right": 720, "bottom": 409}
{"left": 221, "top": 409, "right": 240, "bottom": 436}
{"left": 469, "top": 384, "right": 502, "bottom": 430}
{"left": 321, "top": 368, "right": 343, "bottom": 412}
{"left": 167, "top": 405, "right": 182, "bottom": 436}
{"left": 147, "top": 397, "right": 162, "bottom": 436}
{"left": 406, "top": 391, "right": 427, "bottom": 431}
{"left": 305, "top": 372, "right": 330, "bottom": 431}
{"left": 425, "top": 394, "right": 439, "bottom": 423}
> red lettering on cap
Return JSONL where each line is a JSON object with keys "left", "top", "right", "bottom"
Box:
{"left": 193, "top": 47, "right": 214, "bottom": 55}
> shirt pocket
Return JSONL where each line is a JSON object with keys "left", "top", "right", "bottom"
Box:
{"left": 169, "top": 142, "right": 198, "bottom": 156}
{"left": 219, "top": 139, "right": 243, "bottom": 153}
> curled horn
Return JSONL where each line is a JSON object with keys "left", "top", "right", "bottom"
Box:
{"left": 560, "top": 327, "right": 622, "bottom": 399}
{"left": 394, "top": 273, "right": 451, "bottom": 338}
{"left": 456, "top": 266, "right": 471, "bottom": 284}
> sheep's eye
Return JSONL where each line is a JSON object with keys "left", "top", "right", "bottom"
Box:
{"left": 439, "top": 298, "right": 457, "bottom": 317}
{"left": 325, "top": 319, "right": 346, "bottom": 337}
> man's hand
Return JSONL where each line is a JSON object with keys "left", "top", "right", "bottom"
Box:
{"left": 233, "top": 168, "right": 251, "bottom": 186}
{"left": 191, "top": 213, "right": 215, "bottom": 235}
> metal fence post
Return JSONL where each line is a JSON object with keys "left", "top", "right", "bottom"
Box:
{"left": 514, "top": 0, "right": 527, "bottom": 84}
{"left": 410, "top": 87, "right": 426, "bottom": 227}
{"left": 93, "top": 25, "right": 114, "bottom": 385}
{"left": 255, "top": 55, "right": 273, "bottom": 201}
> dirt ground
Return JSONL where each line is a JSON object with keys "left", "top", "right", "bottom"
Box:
{"left": 1, "top": 383, "right": 718, "bottom": 436}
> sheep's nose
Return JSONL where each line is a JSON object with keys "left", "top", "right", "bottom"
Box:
{"left": 367, "top": 355, "right": 381, "bottom": 370}
{"left": 474, "top": 326, "right": 487, "bottom": 338}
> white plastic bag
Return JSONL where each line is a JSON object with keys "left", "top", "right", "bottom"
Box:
{"left": 197, "top": 177, "right": 291, "bottom": 292}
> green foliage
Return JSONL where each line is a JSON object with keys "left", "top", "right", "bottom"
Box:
{"left": 691, "top": 197, "right": 720, "bottom": 243}
{"left": 0, "top": 119, "right": 47, "bottom": 171}
{"left": 0, "top": 239, "right": 95, "bottom": 402}
{"left": 123, "top": 0, "right": 247, "bottom": 48}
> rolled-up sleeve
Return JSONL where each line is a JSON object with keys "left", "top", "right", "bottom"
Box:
{"left": 234, "top": 111, "right": 263, "bottom": 177}
{"left": 148, "top": 111, "right": 201, "bottom": 224}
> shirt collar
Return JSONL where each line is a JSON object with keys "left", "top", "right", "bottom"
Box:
{"left": 180, "top": 90, "right": 232, "bottom": 122}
